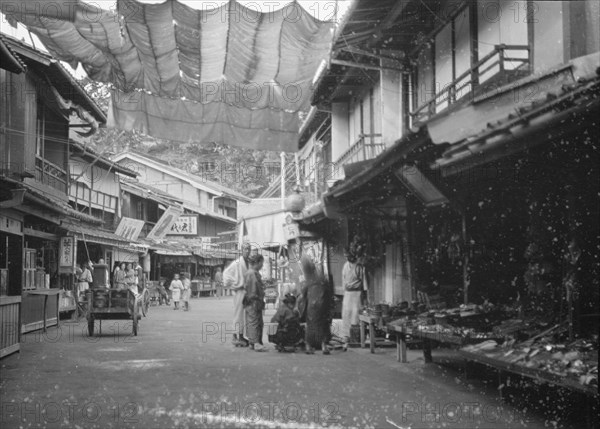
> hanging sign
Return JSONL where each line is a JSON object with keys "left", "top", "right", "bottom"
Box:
{"left": 167, "top": 214, "right": 198, "bottom": 236}
{"left": 284, "top": 223, "right": 300, "bottom": 240}
{"left": 0, "top": 214, "right": 22, "bottom": 235}
{"left": 115, "top": 217, "right": 145, "bottom": 241}
{"left": 146, "top": 206, "right": 183, "bottom": 241}
{"left": 59, "top": 236, "right": 77, "bottom": 273}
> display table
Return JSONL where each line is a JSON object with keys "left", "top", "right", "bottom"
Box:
{"left": 199, "top": 281, "right": 215, "bottom": 297}
{"left": 191, "top": 281, "right": 200, "bottom": 298}
{"left": 24, "top": 289, "right": 60, "bottom": 333}
{"left": 386, "top": 324, "right": 410, "bottom": 363}
{"left": 386, "top": 323, "right": 498, "bottom": 363}
{"left": 459, "top": 349, "right": 598, "bottom": 397}
{"left": 358, "top": 314, "right": 395, "bottom": 353}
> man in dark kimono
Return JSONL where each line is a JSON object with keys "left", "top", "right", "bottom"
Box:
{"left": 243, "top": 254, "right": 266, "bottom": 351}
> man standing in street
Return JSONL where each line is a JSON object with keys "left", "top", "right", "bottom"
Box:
{"left": 223, "top": 242, "right": 251, "bottom": 346}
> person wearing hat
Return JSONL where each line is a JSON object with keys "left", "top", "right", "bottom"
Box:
{"left": 270, "top": 293, "right": 304, "bottom": 352}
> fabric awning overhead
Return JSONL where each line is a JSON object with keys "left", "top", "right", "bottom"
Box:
{"left": 7, "top": 0, "right": 335, "bottom": 152}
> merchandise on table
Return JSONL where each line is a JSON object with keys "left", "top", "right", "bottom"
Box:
{"left": 463, "top": 324, "right": 599, "bottom": 388}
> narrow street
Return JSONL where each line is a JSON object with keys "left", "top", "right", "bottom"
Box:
{"left": 1, "top": 297, "right": 551, "bottom": 429}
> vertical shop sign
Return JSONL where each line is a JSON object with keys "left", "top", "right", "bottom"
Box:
{"left": 59, "top": 236, "right": 77, "bottom": 273}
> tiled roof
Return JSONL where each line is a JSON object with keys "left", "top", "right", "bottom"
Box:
{"left": 1, "top": 34, "right": 106, "bottom": 123}
{"left": 0, "top": 35, "right": 26, "bottom": 73}
{"left": 435, "top": 75, "right": 600, "bottom": 168}
{"left": 20, "top": 181, "right": 103, "bottom": 224}
{"left": 114, "top": 151, "right": 251, "bottom": 202}
{"left": 70, "top": 141, "right": 138, "bottom": 177}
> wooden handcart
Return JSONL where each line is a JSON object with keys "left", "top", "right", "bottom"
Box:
{"left": 86, "top": 264, "right": 142, "bottom": 336}
{"left": 87, "top": 288, "right": 141, "bottom": 336}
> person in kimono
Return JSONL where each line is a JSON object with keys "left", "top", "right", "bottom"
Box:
{"left": 112, "top": 262, "right": 121, "bottom": 287}
{"left": 341, "top": 249, "right": 366, "bottom": 351}
{"left": 300, "top": 255, "right": 333, "bottom": 355}
{"left": 214, "top": 267, "right": 223, "bottom": 298}
{"left": 169, "top": 273, "right": 183, "bottom": 310}
{"left": 115, "top": 262, "right": 127, "bottom": 290}
{"left": 125, "top": 262, "right": 137, "bottom": 296}
{"left": 270, "top": 293, "right": 304, "bottom": 352}
{"left": 223, "top": 242, "right": 251, "bottom": 346}
{"left": 243, "top": 254, "right": 266, "bottom": 351}
{"left": 77, "top": 262, "right": 93, "bottom": 298}
{"left": 181, "top": 272, "right": 191, "bottom": 311}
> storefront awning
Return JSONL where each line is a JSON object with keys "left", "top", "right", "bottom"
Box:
{"left": 154, "top": 250, "right": 193, "bottom": 256}
{"left": 71, "top": 227, "right": 143, "bottom": 251}
{"left": 324, "top": 126, "right": 433, "bottom": 201}
{"left": 7, "top": 0, "right": 335, "bottom": 152}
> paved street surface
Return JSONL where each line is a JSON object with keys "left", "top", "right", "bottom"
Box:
{"left": 1, "top": 297, "right": 557, "bottom": 428}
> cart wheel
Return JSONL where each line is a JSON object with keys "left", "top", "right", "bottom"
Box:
{"left": 132, "top": 303, "right": 138, "bottom": 336}
{"left": 88, "top": 316, "right": 94, "bottom": 336}
{"left": 141, "top": 289, "right": 149, "bottom": 317}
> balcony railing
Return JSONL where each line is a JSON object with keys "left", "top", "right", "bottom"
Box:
{"left": 411, "top": 44, "right": 531, "bottom": 123}
{"left": 35, "top": 156, "right": 67, "bottom": 194}
{"left": 332, "top": 133, "right": 385, "bottom": 180}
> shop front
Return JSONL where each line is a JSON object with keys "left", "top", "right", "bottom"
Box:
{"left": 20, "top": 217, "right": 63, "bottom": 334}
{"left": 69, "top": 226, "right": 146, "bottom": 288}
{"left": 153, "top": 249, "right": 197, "bottom": 283}
{"left": 319, "top": 55, "right": 600, "bottom": 405}
{"left": 0, "top": 210, "right": 23, "bottom": 357}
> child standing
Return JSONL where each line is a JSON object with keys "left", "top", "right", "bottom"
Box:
{"left": 169, "top": 274, "right": 183, "bottom": 310}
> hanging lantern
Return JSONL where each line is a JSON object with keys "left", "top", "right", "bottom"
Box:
{"left": 284, "top": 187, "right": 306, "bottom": 213}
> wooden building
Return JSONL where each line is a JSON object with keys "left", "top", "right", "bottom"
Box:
{"left": 0, "top": 30, "right": 107, "bottom": 355}
{"left": 265, "top": 0, "right": 599, "bottom": 310}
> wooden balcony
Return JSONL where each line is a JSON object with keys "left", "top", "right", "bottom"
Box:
{"left": 411, "top": 44, "right": 531, "bottom": 123}
{"left": 332, "top": 133, "right": 385, "bottom": 180}
{"left": 35, "top": 156, "right": 67, "bottom": 195}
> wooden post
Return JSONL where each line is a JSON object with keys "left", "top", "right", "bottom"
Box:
{"left": 294, "top": 152, "right": 301, "bottom": 187}
{"left": 368, "top": 319, "right": 375, "bottom": 353}
{"left": 462, "top": 212, "right": 469, "bottom": 305}
{"left": 359, "top": 320, "right": 366, "bottom": 348}
{"left": 280, "top": 152, "right": 286, "bottom": 209}
{"left": 423, "top": 338, "right": 433, "bottom": 363}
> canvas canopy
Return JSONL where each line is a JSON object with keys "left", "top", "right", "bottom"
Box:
{"left": 239, "top": 210, "right": 287, "bottom": 249}
{"left": 6, "top": 0, "right": 334, "bottom": 152}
